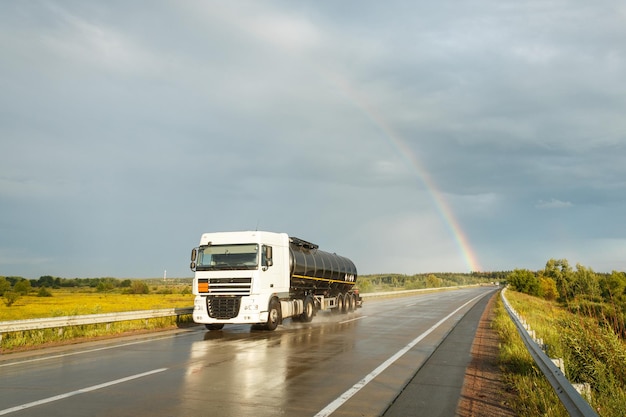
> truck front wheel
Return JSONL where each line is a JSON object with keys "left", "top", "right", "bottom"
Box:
{"left": 265, "top": 298, "right": 281, "bottom": 331}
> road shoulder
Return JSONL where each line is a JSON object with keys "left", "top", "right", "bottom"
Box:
{"left": 383, "top": 290, "right": 515, "bottom": 417}
{"left": 457, "top": 291, "right": 515, "bottom": 417}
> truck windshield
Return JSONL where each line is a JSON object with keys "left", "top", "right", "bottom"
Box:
{"left": 196, "top": 244, "right": 259, "bottom": 271}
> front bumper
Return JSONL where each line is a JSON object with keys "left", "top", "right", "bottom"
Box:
{"left": 193, "top": 295, "right": 268, "bottom": 324}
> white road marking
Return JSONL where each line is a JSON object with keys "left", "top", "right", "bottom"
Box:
{"left": 338, "top": 316, "right": 368, "bottom": 324}
{"left": 0, "top": 330, "right": 198, "bottom": 368}
{"left": 0, "top": 368, "right": 167, "bottom": 415}
{"left": 314, "top": 293, "right": 486, "bottom": 417}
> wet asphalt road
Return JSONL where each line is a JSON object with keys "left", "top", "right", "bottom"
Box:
{"left": 0, "top": 286, "right": 497, "bottom": 417}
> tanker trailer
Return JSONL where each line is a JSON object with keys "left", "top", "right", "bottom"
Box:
{"left": 190, "top": 231, "right": 360, "bottom": 331}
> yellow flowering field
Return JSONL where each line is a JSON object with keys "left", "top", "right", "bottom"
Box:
{"left": 1, "top": 287, "right": 194, "bottom": 321}
{"left": 1, "top": 285, "right": 196, "bottom": 351}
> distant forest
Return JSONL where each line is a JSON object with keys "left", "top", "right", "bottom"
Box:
{"left": 1, "top": 271, "right": 507, "bottom": 293}
{"left": 0, "top": 275, "right": 191, "bottom": 296}
{"left": 356, "top": 270, "right": 507, "bottom": 292}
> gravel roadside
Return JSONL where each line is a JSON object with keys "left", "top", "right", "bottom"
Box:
{"left": 456, "top": 292, "right": 516, "bottom": 416}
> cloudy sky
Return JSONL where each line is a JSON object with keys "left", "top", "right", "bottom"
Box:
{"left": 2, "top": 1, "right": 626, "bottom": 279}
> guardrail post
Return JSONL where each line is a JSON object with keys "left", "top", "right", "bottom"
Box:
{"left": 574, "top": 383, "right": 592, "bottom": 399}
{"left": 551, "top": 357, "right": 565, "bottom": 374}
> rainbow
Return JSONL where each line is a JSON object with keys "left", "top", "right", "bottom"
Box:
{"left": 330, "top": 73, "right": 482, "bottom": 272}
{"left": 386, "top": 134, "right": 483, "bottom": 272}
{"left": 225, "top": 15, "right": 482, "bottom": 271}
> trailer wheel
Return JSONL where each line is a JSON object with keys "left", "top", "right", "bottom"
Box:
{"left": 347, "top": 293, "right": 356, "bottom": 312}
{"left": 335, "top": 293, "right": 344, "bottom": 314}
{"left": 265, "top": 298, "right": 281, "bottom": 331}
{"left": 341, "top": 293, "right": 350, "bottom": 314}
{"left": 300, "top": 296, "right": 314, "bottom": 322}
{"left": 205, "top": 323, "right": 224, "bottom": 330}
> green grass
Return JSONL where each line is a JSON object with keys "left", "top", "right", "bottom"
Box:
{"left": 500, "top": 290, "right": 626, "bottom": 416}
{"left": 493, "top": 295, "right": 569, "bottom": 416}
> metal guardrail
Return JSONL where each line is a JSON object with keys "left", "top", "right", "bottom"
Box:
{"left": 0, "top": 308, "right": 194, "bottom": 337}
{"left": 500, "top": 288, "right": 599, "bottom": 417}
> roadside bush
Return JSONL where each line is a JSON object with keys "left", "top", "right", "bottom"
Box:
{"left": 507, "top": 269, "right": 539, "bottom": 296}
{"left": 3, "top": 291, "right": 20, "bottom": 307}
{"left": 37, "top": 287, "right": 53, "bottom": 297}
{"left": 127, "top": 281, "right": 149, "bottom": 294}
{"left": 426, "top": 274, "right": 441, "bottom": 288}
{"left": 539, "top": 276, "right": 558, "bottom": 300}
{"left": 0, "top": 277, "right": 11, "bottom": 295}
{"left": 559, "top": 315, "right": 626, "bottom": 416}
{"left": 561, "top": 315, "right": 626, "bottom": 385}
{"left": 13, "top": 279, "right": 31, "bottom": 295}
{"left": 356, "top": 279, "right": 372, "bottom": 293}
{"left": 565, "top": 298, "right": 626, "bottom": 339}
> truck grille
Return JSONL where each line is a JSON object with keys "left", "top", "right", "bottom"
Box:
{"left": 197, "top": 277, "right": 252, "bottom": 295}
{"left": 206, "top": 297, "right": 240, "bottom": 319}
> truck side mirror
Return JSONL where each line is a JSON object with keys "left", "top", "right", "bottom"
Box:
{"left": 190, "top": 248, "right": 198, "bottom": 271}
{"left": 263, "top": 245, "right": 273, "bottom": 267}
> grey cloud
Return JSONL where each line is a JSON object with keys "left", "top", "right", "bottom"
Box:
{"left": 535, "top": 198, "right": 573, "bottom": 209}
{"left": 1, "top": 1, "right": 625, "bottom": 277}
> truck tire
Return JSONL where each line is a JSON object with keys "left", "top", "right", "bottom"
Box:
{"left": 205, "top": 323, "right": 224, "bottom": 330}
{"left": 341, "top": 293, "right": 349, "bottom": 314}
{"left": 347, "top": 293, "right": 356, "bottom": 312}
{"left": 265, "top": 298, "right": 281, "bottom": 331}
{"left": 335, "top": 293, "right": 344, "bottom": 314}
{"left": 300, "top": 296, "right": 314, "bottom": 322}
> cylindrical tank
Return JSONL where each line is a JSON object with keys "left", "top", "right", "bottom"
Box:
{"left": 288, "top": 237, "right": 357, "bottom": 295}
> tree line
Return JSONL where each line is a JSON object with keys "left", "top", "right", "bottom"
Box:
{"left": 1, "top": 276, "right": 152, "bottom": 306}
{"left": 357, "top": 271, "right": 507, "bottom": 292}
{"left": 507, "top": 258, "right": 626, "bottom": 338}
{"left": 0, "top": 275, "right": 138, "bottom": 290}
